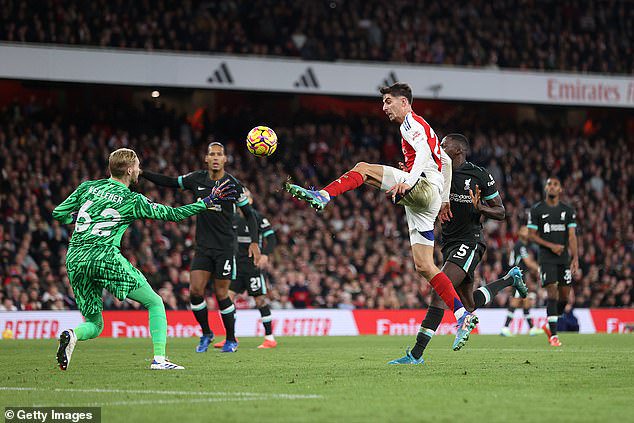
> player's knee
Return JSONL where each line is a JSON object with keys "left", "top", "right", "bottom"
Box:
{"left": 254, "top": 296, "right": 266, "bottom": 308}
{"left": 215, "top": 288, "right": 229, "bottom": 301}
{"left": 154, "top": 293, "right": 165, "bottom": 309}
{"left": 546, "top": 285, "right": 558, "bottom": 299}
{"left": 190, "top": 285, "right": 205, "bottom": 297}
{"left": 352, "top": 161, "right": 372, "bottom": 176}
{"left": 414, "top": 261, "right": 436, "bottom": 280}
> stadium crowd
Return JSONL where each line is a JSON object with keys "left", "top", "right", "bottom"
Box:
{"left": 1, "top": 0, "right": 632, "bottom": 74}
{"left": 0, "top": 98, "right": 632, "bottom": 312}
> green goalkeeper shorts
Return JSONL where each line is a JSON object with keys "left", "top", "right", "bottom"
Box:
{"left": 66, "top": 246, "right": 147, "bottom": 315}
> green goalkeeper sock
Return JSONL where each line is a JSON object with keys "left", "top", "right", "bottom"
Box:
{"left": 127, "top": 282, "right": 167, "bottom": 357}
{"left": 74, "top": 312, "right": 104, "bottom": 340}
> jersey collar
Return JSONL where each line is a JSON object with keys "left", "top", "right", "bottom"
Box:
{"left": 109, "top": 178, "right": 130, "bottom": 189}
{"left": 457, "top": 161, "right": 470, "bottom": 171}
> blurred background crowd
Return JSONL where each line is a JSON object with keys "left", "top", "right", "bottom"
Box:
{"left": 1, "top": 95, "right": 631, "bottom": 312}
{"left": 1, "top": 0, "right": 632, "bottom": 74}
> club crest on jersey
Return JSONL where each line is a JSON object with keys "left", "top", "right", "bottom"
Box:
{"left": 561, "top": 211, "right": 566, "bottom": 220}
{"left": 464, "top": 178, "right": 471, "bottom": 191}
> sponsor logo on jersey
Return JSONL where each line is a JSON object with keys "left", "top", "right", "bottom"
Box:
{"left": 542, "top": 214, "right": 549, "bottom": 218}
{"left": 197, "top": 186, "right": 206, "bottom": 191}
{"left": 449, "top": 193, "right": 473, "bottom": 203}
{"left": 543, "top": 223, "right": 566, "bottom": 233}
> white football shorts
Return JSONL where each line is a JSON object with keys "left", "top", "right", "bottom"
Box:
{"left": 380, "top": 165, "right": 441, "bottom": 246}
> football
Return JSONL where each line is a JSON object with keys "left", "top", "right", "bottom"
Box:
{"left": 246, "top": 125, "right": 278, "bottom": 157}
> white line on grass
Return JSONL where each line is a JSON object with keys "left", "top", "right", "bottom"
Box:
{"left": 0, "top": 386, "right": 322, "bottom": 402}
{"left": 42, "top": 397, "right": 269, "bottom": 407}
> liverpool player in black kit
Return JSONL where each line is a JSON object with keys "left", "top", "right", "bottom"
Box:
{"left": 214, "top": 188, "right": 278, "bottom": 349}
{"left": 500, "top": 226, "right": 541, "bottom": 337}
{"left": 141, "top": 142, "right": 261, "bottom": 353}
{"left": 527, "top": 177, "right": 578, "bottom": 347}
{"left": 406, "top": 134, "right": 527, "bottom": 361}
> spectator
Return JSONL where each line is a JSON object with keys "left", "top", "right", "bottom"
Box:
{"left": 0, "top": 97, "right": 631, "bottom": 312}
{"left": 0, "top": 1, "right": 631, "bottom": 74}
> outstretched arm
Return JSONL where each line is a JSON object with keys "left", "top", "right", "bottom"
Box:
{"left": 140, "top": 170, "right": 181, "bottom": 188}
{"left": 132, "top": 180, "right": 237, "bottom": 221}
{"left": 132, "top": 194, "right": 206, "bottom": 221}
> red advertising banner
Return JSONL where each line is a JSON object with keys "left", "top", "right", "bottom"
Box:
{"left": 589, "top": 309, "right": 634, "bottom": 333}
{"left": 352, "top": 309, "right": 478, "bottom": 336}
{"left": 1, "top": 308, "right": 632, "bottom": 339}
{"left": 101, "top": 311, "right": 225, "bottom": 338}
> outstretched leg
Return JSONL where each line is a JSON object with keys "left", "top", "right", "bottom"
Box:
{"left": 285, "top": 162, "right": 385, "bottom": 210}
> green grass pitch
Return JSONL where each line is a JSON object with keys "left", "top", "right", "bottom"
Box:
{"left": 1, "top": 334, "right": 633, "bottom": 422}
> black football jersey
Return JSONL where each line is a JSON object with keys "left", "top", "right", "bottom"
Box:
{"left": 441, "top": 161, "right": 500, "bottom": 246}
{"left": 178, "top": 170, "right": 249, "bottom": 250}
{"left": 527, "top": 201, "right": 577, "bottom": 264}
{"left": 235, "top": 209, "right": 273, "bottom": 263}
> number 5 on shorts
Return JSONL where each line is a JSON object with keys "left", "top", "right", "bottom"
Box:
{"left": 454, "top": 244, "right": 469, "bottom": 258}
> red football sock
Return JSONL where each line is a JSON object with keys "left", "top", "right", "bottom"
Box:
{"left": 429, "top": 272, "right": 464, "bottom": 313}
{"left": 322, "top": 171, "right": 364, "bottom": 197}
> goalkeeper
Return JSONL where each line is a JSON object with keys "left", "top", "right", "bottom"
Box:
{"left": 52, "top": 148, "right": 237, "bottom": 370}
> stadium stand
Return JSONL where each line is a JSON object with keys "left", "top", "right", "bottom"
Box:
{"left": 0, "top": 0, "right": 632, "bottom": 73}
{"left": 0, "top": 96, "right": 631, "bottom": 311}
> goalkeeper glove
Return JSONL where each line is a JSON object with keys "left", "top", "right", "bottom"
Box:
{"left": 202, "top": 180, "right": 238, "bottom": 208}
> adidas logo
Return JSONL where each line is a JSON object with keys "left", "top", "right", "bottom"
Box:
{"left": 294, "top": 67, "right": 319, "bottom": 89}
{"left": 427, "top": 83, "right": 443, "bottom": 98}
{"left": 378, "top": 71, "right": 399, "bottom": 89}
{"left": 207, "top": 62, "right": 234, "bottom": 84}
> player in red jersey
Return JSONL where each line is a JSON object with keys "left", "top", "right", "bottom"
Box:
{"left": 285, "top": 83, "right": 478, "bottom": 359}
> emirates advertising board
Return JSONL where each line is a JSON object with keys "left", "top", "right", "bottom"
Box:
{"left": 2, "top": 309, "right": 633, "bottom": 339}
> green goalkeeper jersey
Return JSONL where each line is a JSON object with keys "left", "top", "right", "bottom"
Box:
{"left": 53, "top": 178, "right": 206, "bottom": 249}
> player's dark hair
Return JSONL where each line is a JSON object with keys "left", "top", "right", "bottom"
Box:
{"left": 380, "top": 83, "right": 413, "bottom": 105}
{"left": 546, "top": 176, "right": 561, "bottom": 184}
{"left": 207, "top": 141, "right": 225, "bottom": 154}
{"left": 444, "top": 133, "right": 470, "bottom": 154}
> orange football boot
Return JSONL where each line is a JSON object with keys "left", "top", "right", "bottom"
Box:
{"left": 257, "top": 339, "right": 278, "bottom": 349}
